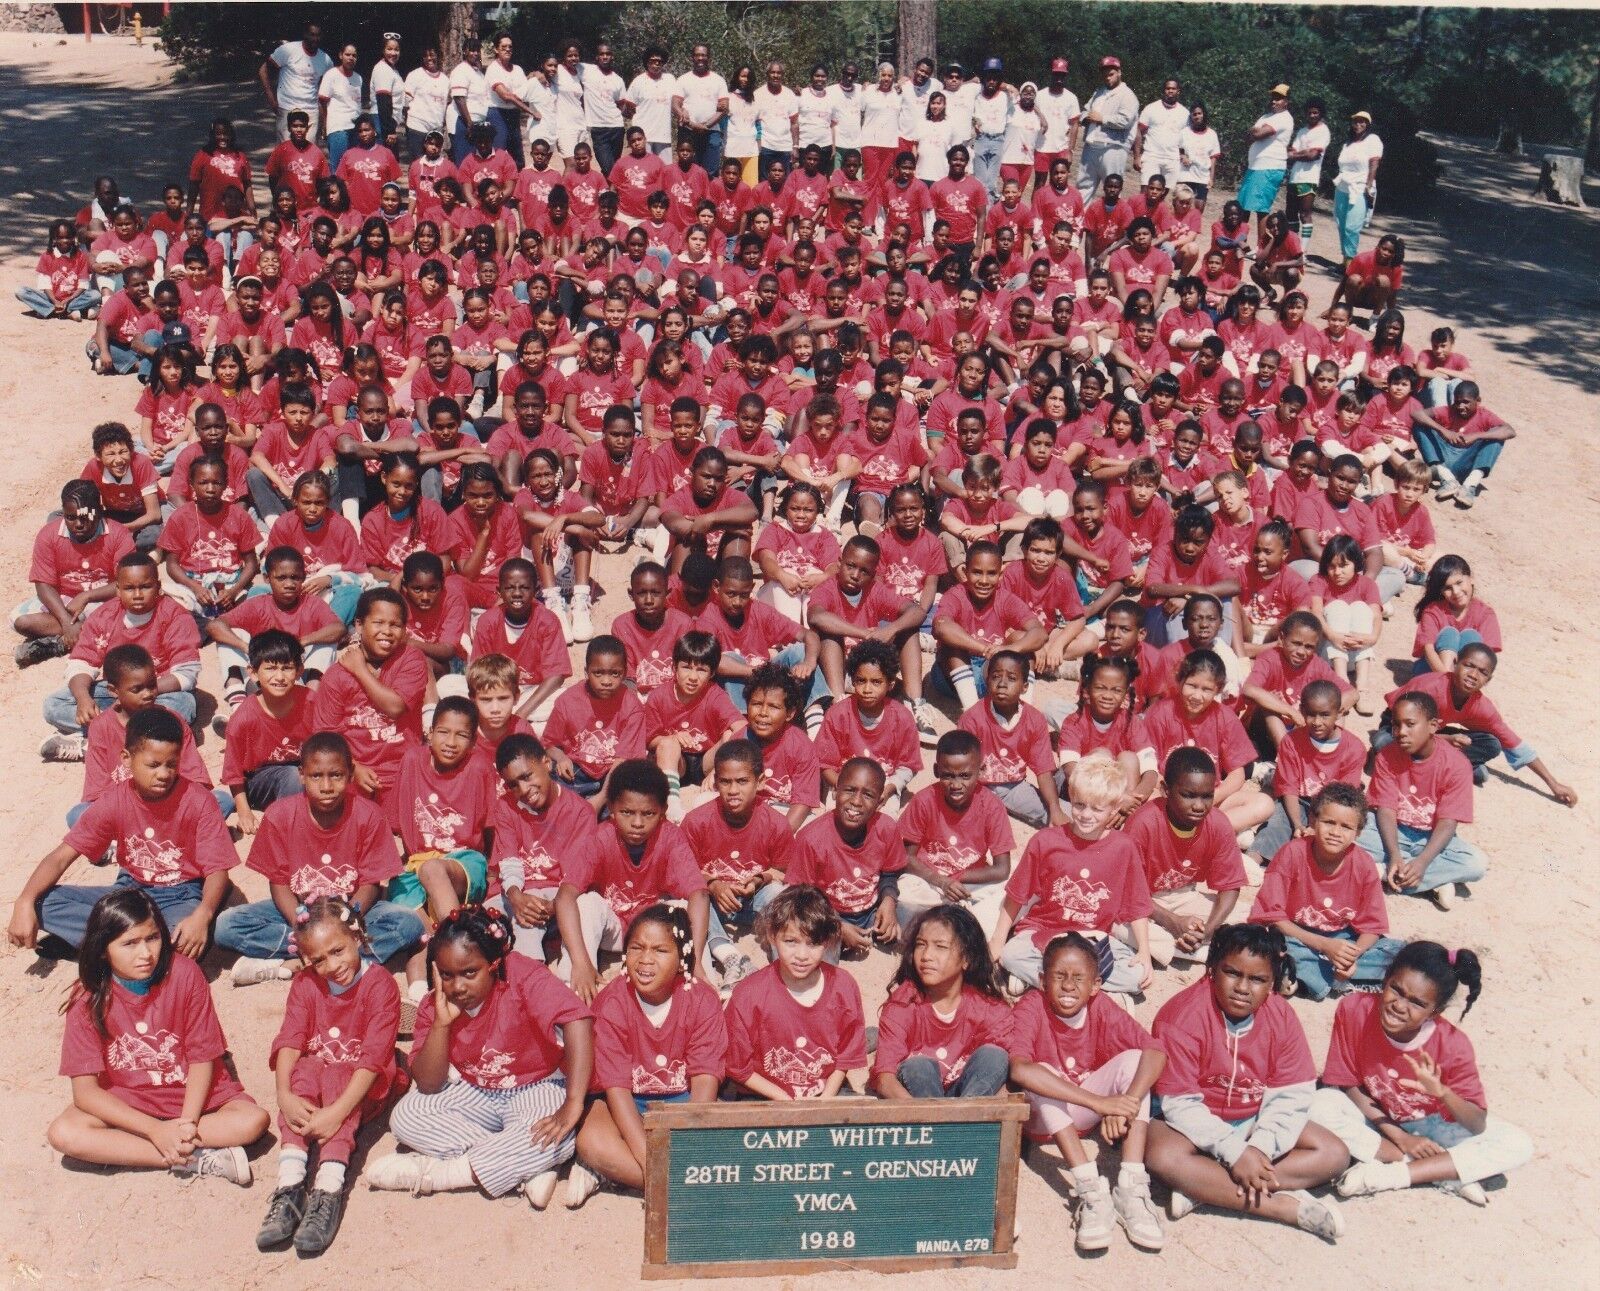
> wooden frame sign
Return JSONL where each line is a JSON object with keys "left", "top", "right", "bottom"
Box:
{"left": 640, "top": 1095, "right": 1027, "bottom": 1279}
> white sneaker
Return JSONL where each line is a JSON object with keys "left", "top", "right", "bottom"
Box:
{"left": 545, "top": 598, "right": 573, "bottom": 645}
{"left": 564, "top": 1162, "right": 600, "bottom": 1209}
{"left": 1288, "top": 1190, "right": 1345, "bottom": 1241}
{"left": 1168, "top": 1189, "right": 1195, "bottom": 1221}
{"left": 40, "top": 733, "right": 87, "bottom": 762}
{"left": 367, "top": 1152, "right": 454, "bottom": 1195}
{"left": 1336, "top": 1159, "right": 1406, "bottom": 1198}
{"left": 568, "top": 597, "right": 595, "bottom": 643}
{"left": 231, "top": 958, "right": 291, "bottom": 987}
{"left": 1438, "top": 1178, "right": 1488, "bottom": 1206}
{"left": 174, "top": 1145, "right": 251, "bottom": 1186}
{"left": 1113, "top": 1178, "right": 1166, "bottom": 1250}
{"left": 524, "top": 1169, "right": 559, "bottom": 1209}
{"left": 1006, "top": 974, "right": 1027, "bottom": 997}
{"left": 720, "top": 953, "right": 757, "bottom": 992}
{"left": 1072, "top": 1176, "right": 1115, "bottom": 1251}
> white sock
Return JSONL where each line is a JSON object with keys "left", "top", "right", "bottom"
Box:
{"left": 314, "top": 1160, "right": 347, "bottom": 1192}
{"left": 949, "top": 665, "right": 980, "bottom": 708}
{"left": 1462, "top": 469, "right": 1485, "bottom": 490}
{"left": 1368, "top": 1159, "right": 1412, "bottom": 1190}
{"left": 340, "top": 498, "right": 360, "bottom": 525}
{"left": 803, "top": 702, "right": 826, "bottom": 736}
{"left": 1435, "top": 465, "right": 1459, "bottom": 485}
{"left": 277, "top": 1148, "right": 308, "bottom": 1189}
{"left": 1117, "top": 1162, "right": 1148, "bottom": 1188}
{"left": 1069, "top": 1162, "right": 1099, "bottom": 1190}
{"left": 407, "top": 979, "right": 429, "bottom": 1003}
{"left": 542, "top": 588, "right": 566, "bottom": 610}
{"left": 570, "top": 585, "right": 591, "bottom": 607}
{"left": 647, "top": 526, "right": 670, "bottom": 561}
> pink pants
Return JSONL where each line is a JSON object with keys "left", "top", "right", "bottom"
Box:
{"left": 276, "top": 1055, "right": 382, "bottom": 1164}
{"left": 862, "top": 146, "right": 898, "bottom": 194}
{"left": 1024, "top": 1048, "right": 1149, "bottom": 1140}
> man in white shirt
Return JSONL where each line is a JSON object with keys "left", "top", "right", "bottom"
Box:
{"left": 1133, "top": 77, "right": 1188, "bottom": 184}
{"left": 447, "top": 42, "right": 490, "bottom": 163}
{"left": 622, "top": 45, "right": 679, "bottom": 157}
{"left": 897, "top": 58, "right": 936, "bottom": 150}
{"left": 584, "top": 41, "right": 628, "bottom": 173}
{"left": 1240, "top": 83, "right": 1295, "bottom": 234}
{"left": 938, "top": 63, "right": 978, "bottom": 142}
{"left": 830, "top": 63, "right": 864, "bottom": 168}
{"left": 260, "top": 22, "right": 334, "bottom": 142}
{"left": 754, "top": 62, "right": 800, "bottom": 177}
{"left": 673, "top": 43, "right": 729, "bottom": 173}
{"left": 969, "top": 58, "right": 1014, "bottom": 199}
{"left": 1033, "top": 58, "right": 1080, "bottom": 189}
{"left": 1073, "top": 55, "right": 1139, "bottom": 199}
{"left": 1286, "top": 97, "right": 1330, "bottom": 240}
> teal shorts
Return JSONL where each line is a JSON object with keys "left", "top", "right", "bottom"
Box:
{"left": 386, "top": 848, "right": 489, "bottom": 911}
{"left": 1238, "top": 167, "right": 1285, "bottom": 213}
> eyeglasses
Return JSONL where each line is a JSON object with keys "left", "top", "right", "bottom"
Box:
{"left": 383, "top": 31, "right": 400, "bottom": 41}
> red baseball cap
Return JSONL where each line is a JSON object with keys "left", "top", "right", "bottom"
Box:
{"left": 1101, "top": 55, "right": 1121, "bottom": 69}
{"left": 1050, "top": 57, "right": 1069, "bottom": 73}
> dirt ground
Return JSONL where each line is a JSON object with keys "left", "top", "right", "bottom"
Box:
{"left": 0, "top": 32, "right": 1596, "bottom": 1291}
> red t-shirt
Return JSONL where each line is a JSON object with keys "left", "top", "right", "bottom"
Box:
{"left": 443, "top": 503, "right": 525, "bottom": 608}
{"left": 724, "top": 962, "right": 866, "bottom": 1097}
{"left": 578, "top": 442, "right": 645, "bottom": 518}
{"left": 360, "top": 500, "right": 451, "bottom": 575}
{"left": 958, "top": 700, "right": 1055, "bottom": 786}
{"left": 83, "top": 706, "right": 210, "bottom": 802}
{"left": 310, "top": 646, "right": 429, "bottom": 788}
{"left": 681, "top": 800, "right": 794, "bottom": 886}
{"left": 1010, "top": 988, "right": 1157, "bottom": 1079}
{"left": 591, "top": 974, "right": 727, "bottom": 1095}
{"left": 1127, "top": 799, "right": 1246, "bottom": 895}
{"left": 543, "top": 682, "right": 649, "bottom": 777}
{"left": 814, "top": 697, "right": 922, "bottom": 778}
{"left": 271, "top": 962, "right": 399, "bottom": 1102}
{"left": 247, "top": 792, "right": 399, "bottom": 897}
{"left": 1238, "top": 564, "right": 1311, "bottom": 632}
{"left": 1249, "top": 837, "right": 1388, "bottom": 935}
{"left": 786, "top": 813, "right": 903, "bottom": 915}
{"left": 898, "top": 783, "right": 1014, "bottom": 879}
{"left": 1321, "top": 993, "right": 1484, "bottom": 1124}
{"left": 609, "top": 608, "right": 693, "bottom": 697}
{"left": 220, "top": 589, "right": 340, "bottom": 643}
{"left": 696, "top": 601, "right": 801, "bottom": 665}
{"left": 935, "top": 586, "right": 1039, "bottom": 651}
{"left": 81, "top": 455, "right": 159, "bottom": 517}
{"left": 470, "top": 604, "right": 572, "bottom": 692}
{"left": 59, "top": 954, "right": 247, "bottom": 1119}
{"left": 1143, "top": 696, "right": 1258, "bottom": 778}
{"left": 388, "top": 744, "right": 499, "bottom": 855}
{"left": 489, "top": 782, "right": 596, "bottom": 890}
{"left": 1272, "top": 726, "right": 1366, "bottom": 800}
{"left": 566, "top": 368, "right": 639, "bottom": 436}
{"left": 753, "top": 726, "right": 822, "bottom": 809}
{"left": 65, "top": 780, "right": 235, "bottom": 887}
{"left": 1245, "top": 647, "right": 1353, "bottom": 711}
{"left": 167, "top": 443, "right": 251, "bottom": 505}
{"left": 71, "top": 595, "right": 199, "bottom": 677}
{"left": 1153, "top": 978, "right": 1316, "bottom": 1120}
{"left": 414, "top": 954, "right": 590, "bottom": 1089}
{"left": 1368, "top": 740, "right": 1474, "bottom": 829}
{"left": 1369, "top": 493, "right": 1436, "bottom": 551}
{"left": 220, "top": 687, "right": 316, "bottom": 787}
{"left": 1383, "top": 671, "right": 1521, "bottom": 752}
{"left": 642, "top": 681, "right": 742, "bottom": 754}
{"left": 29, "top": 517, "right": 133, "bottom": 600}
{"left": 1413, "top": 599, "right": 1501, "bottom": 659}
{"left": 1057, "top": 708, "right": 1156, "bottom": 763}
{"left": 875, "top": 526, "right": 946, "bottom": 602}
{"left": 805, "top": 577, "right": 908, "bottom": 650}
{"left": 157, "top": 502, "right": 257, "bottom": 574}
{"left": 564, "top": 820, "right": 707, "bottom": 925}
{"left": 1008, "top": 826, "right": 1152, "bottom": 943}
{"left": 872, "top": 982, "right": 1014, "bottom": 1084}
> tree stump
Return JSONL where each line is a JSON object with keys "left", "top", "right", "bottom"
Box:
{"left": 1535, "top": 154, "right": 1588, "bottom": 208}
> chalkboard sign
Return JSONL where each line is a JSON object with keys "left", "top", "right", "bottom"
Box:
{"left": 641, "top": 1096, "right": 1026, "bottom": 1279}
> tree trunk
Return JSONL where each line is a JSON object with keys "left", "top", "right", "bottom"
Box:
{"left": 1495, "top": 121, "right": 1521, "bottom": 155}
{"left": 897, "top": 0, "right": 935, "bottom": 74}
{"left": 1536, "top": 154, "right": 1588, "bottom": 207}
{"left": 437, "top": 1, "right": 477, "bottom": 70}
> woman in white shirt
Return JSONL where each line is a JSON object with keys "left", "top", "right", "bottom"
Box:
{"left": 1001, "top": 82, "right": 1044, "bottom": 189}
{"left": 796, "top": 65, "right": 840, "bottom": 161}
{"left": 370, "top": 35, "right": 405, "bottom": 153}
{"left": 318, "top": 43, "right": 365, "bottom": 168}
{"left": 1175, "top": 101, "right": 1221, "bottom": 209}
{"left": 914, "top": 92, "right": 960, "bottom": 184}
{"left": 525, "top": 56, "right": 558, "bottom": 150}
{"left": 402, "top": 47, "right": 450, "bottom": 160}
{"left": 724, "top": 65, "right": 761, "bottom": 184}
{"left": 485, "top": 32, "right": 531, "bottom": 167}
{"left": 859, "top": 63, "right": 903, "bottom": 192}
{"left": 1332, "top": 111, "right": 1384, "bottom": 264}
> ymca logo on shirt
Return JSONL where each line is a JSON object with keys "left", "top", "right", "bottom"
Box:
{"left": 1364, "top": 1061, "right": 1433, "bottom": 1122}
{"left": 1202, "top": 1070, "right": 1264, "bottom": 1108}
{"left": 308, "top": 1026, "right": 364, "bottom": 1065}
{"left": 290, "top": 858, "right": 359, "bottom": 901}
{"left": 765, "top": 1037, "right": 832, "bottom": 1098}
{"left": 759, "top": 770, "right": 795, "bottom": 802}
{"left": 921, "top": 835, "right": 980, "bottom": 879}
{"left": 569, "top": 724, "right": 621, "bottom": 770}
{"left": 822, "top": 865, "right": 878, "bottom": 915}
{"left": 106, "top": 1028, "right": 185, "bottom": 1084}
{"left": 1049, "top": 870, "right": 1111, "bottom": 924}
{"left": 461, "top": 1047, "right": 519, "bottom": 1089}
{"left": 1394, "top": 781, "right": 1436, "bottom": 829}
{"left": 184, "top": 529, "right": 241, "bottom": 572}
{"left": 122, "top": 831, "right": 186, "bottom": 885}
{"left": 346, "top": 155, "right": 385, "bottom": 182}
{"left": 1152, "top": 854, "right": 1203, "bottom": 894}
{"left": 414, "top": 794, "right": 468, "bottom": 851}
{"left": 980, "top": 748, "right": 1029, "bottom": 784}
{"left": 881, "top": 556, "right": 925, "bottom": 601}
{"left": 348, "top": 702, "right": 404, "bottom": 746}
{"left": 702, "top": 846, "right": 760, "bottom": 884}
{"left": 1293, "top": 896, "right": 1359, "bottom": 932}
{"left": 634, "top": 1053, "right": 689, "bottom": 1096}
{"left": 931, "top": 1045, "right": 970, "bottom": 1085}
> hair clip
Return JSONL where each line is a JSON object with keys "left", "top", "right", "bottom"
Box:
{"left": 418, "top": 931, "right": 432, "bottom": 947}
{"left": 1446, "top": 949, "right": 1457, "bottom": 966}
{"left": 294, "top": 910, "right": 311, "bottom": 926}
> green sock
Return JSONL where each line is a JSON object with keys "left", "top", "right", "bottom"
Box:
{"left": 666, "top": 771, "right": 681, "bottom": 799}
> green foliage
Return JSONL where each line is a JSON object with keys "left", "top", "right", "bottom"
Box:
{"left": 160, "top": 2, "right": 452, "bottom": 78}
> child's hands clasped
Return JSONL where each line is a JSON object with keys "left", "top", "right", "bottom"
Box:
{"left": 1229, "top": 1145, "right": 1279, "bottom": 1207}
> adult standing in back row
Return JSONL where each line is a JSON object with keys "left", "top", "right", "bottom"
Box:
{"left": 755, "top": 62, "right": 800, "bottom": 176}
{"left": 583, "top": 41, "right": 629, "bottom": 174}
{"left": 1239, "top": 82, "right": 1294, "bottom": 239}
{"left": 1033, "top": 58, "right": 1080, "bottom": 192}
{"left": 261, "top": 22, "right": 333, "bottom": 143}
{"left": 673, "top": 44, "right": 729, "bottom": 175}
{"left": 1075, "top": 55, "right": 1138, "bottom": 199}
{"left": 402, "top": 46, "right": 451, "bottom": 162}
{"left": 447, "top": 41, "right": 489, "bottom": 164}
{"left": 1133, "top": 77, "right": 1188, "bottom": 184}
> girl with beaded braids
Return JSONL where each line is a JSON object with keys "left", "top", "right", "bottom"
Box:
{"left": 257, "top": 897, "right": 400, "bottom": 1254}
{"left": 367, "top": 903, "right": 594, "bottom": 1210}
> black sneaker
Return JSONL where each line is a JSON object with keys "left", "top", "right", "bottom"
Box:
{"left": 293, "top": 1187, "right": 345, "bottom": 1255}
{"left": 13, "top": 636, "right": 66, "bottom": 669}
{"left": 256, "top": 1184, "right": 305, "bottom": 1250}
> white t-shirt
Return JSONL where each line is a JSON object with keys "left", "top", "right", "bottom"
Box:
{"left": 485, "top": 60, "right": 527, "bottom": 113}
{"left": 971, "top": 88, "right": 1012, "bottom": 137}
{"left": 942, "top": 81, "right": 979, "bottom": 140}
{"left": 830, "top": 83, "right": 864, "bottom": 149}
{"left": 1175, "top": 126, "right": 1221, "bottom": 185}
{"left": 1137, "top": 99, "right": 1188, "bottom": 160}
{"left": 525, "top": 76, "right": 556, "bottom": 137}
{"left": 270, "top": 41, "right": 333, "bottom": 112}
{"left": 1247, "top": 108, "right": 1294, "bottom": 170}
{"left": 796, "top": 87, "right": 839, "bottom": 149}
{"left": 446, "top": 61, "right": 490, "bottom": 133}
{"left": 371, "top": 61, "right": 405, "bottom": 112}
{"left": 1002, "top": 106, "right": 1043, "bottom": 166}
{"left": 1334, "top": 132, "right": 1384, "bottom": 192}
{"left": 859, "top": 84, "right": 901, "bottom": 149}
{"left": 898, "top": 78, "right": 933, "bottom": 139}
{"left": 318, "top": 67, "right": 364, "bottom": 134}
{"left": 1288, "top": 121, "right": 1332, "bottom": 184}
{"left": 554, "top": 65, "right": 586, "bottom": 135}
{"left": 725, "top": 94, "right": 760, "bottom": 156}
{"left": 1036, "top": 87, "right": 1081, "bottom": 153}
{"left": 914, "top": 116, "right": 962, "bottom": 181}
{"left": 582, "top": 65, "right": 626, "bottom": 129}
{"left": 678, "top": 70, "right": 729, "bottom": 127}
{"left": 626, "top": 71, "right": 679, "bottom": 143}
{"left": 754, "top": 85, "right": 799, "bottom": 148}
{"left": 402, "top": 67, "right": 450, "bottom": 132}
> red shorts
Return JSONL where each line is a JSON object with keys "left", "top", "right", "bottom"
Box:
{"left": 1034, "top": 149, "right": 1067, "bottom": 175}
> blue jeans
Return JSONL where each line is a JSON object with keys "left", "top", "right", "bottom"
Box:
{"left": 326, "top": 127, "right": 355, "bottom": 168}
{"left": 1408, "top": 627, "right": 1484, "bottom": 677}
{"left": 1284, "top": 927, "right": 1405, "bottom": 1000}
{"left": 214, "top": 228, "right": 254, "bottom": 274}
{"left": 1413, "top": 427, "right": 1504, "bottom": 482}
{"left": 1355, "top": 817, "right": 1487, "bottom": 895}
{"left": 86, "top": 327, "right": 159, "bottom": 377}
{"left": 898, "top": 1043, "right": 1011, "bottom": 1098}
{"left": 214, "top": 897, "right": 424, "bottom": 964}
{"left": 488, "top": 106, "right": 524, "bottom": 167}
{"left": 688, "top": 120, "right": 724, "bottom": 175}
{"left": 17, "top": 286, "right": 99, "bottom": 318}
{"left": 705, "top": 881, "right": 781, "bottom": 958}
{"left": 721, "top": 641, "right": 830, "bottom": 713}
{"left": 972, "top": 132, "right": 1005, "bottom": 198}
{"left": 1252, "top": 797, "right": 1308, "bottom": 863}
{"left": 1371, "top": 721, "right": 1524, "bottom": 786}
{"left": 44, "top": 681, "right": 196, "bottom": 734}
{"left": 39, "top": 871, "right": 203, "bottom": 950}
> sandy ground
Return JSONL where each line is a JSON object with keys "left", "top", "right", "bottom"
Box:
{"left": 0, "top": 32, "right": 1597, "bottom": 1291}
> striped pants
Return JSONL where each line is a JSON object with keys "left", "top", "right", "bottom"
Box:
{"left": 389, "top": 1076, "right": 574, "bottom": 1197}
